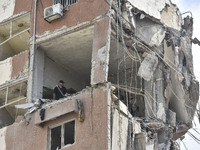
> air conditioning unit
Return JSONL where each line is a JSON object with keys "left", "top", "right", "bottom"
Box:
{"left": 44, "top": 3, "right": 63, "bottom": 23}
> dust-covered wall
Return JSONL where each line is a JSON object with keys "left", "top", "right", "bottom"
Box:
{"left": 43, "top": 55, "right": 87, "bottom": 91}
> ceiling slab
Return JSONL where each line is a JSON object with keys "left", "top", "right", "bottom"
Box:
{"left": 0, "top": 14, "right": 30, "bottom": 38}
{"left": 0, "top": 13, "right": 30, "bottom": 59}
{"left": 40, "top": 25, "right": 94, "bottom": 79}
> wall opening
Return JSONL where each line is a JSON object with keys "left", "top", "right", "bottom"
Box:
{"left": 64, "top": 120, "right": 75, "bottom": 145}
{"left": 49, "top": 120, "right": 75, "bottom": 150}
{"left": 108, "top": 36, "right": 145, "bottom": 118}
{"left": 40, "top": 26, "right": 94, "bottom": 99}
{"left": 0, "top": 80, "right": 27, "bottom": 128}
{"left": 0, "top": 13, "right": 30, "bottom": 61}
{"left": 51, "top": 126, "right": 61, "bottom": 150}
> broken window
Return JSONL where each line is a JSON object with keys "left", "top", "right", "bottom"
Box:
{"left": 0, "top": 81, "right": 27, "bottom": 128}
{"left": 54, "top": 0, "right": 78, "bottom": 7}
{"left": 49, "top": 120, "right": 75, "bottom": 150}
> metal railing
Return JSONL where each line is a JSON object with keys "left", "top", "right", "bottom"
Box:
{"left": 54, "top": 0, "right": 78, "bottom": 7}
{"left": 0, "top": 79, "right": 27, "bottom": 109}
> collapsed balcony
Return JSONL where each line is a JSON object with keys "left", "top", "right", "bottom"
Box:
{"left": 0, "top": 12, "right": 30, "bottom": 128}
{"left": 108, "top": 0, "right": 199, "bottom": 141}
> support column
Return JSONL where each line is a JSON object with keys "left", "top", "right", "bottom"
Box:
{"left": 27, "top": 45, "right": 44, "bottom": 102}
{"left": 91, "top": 17, "right": 111, "bottom": 85}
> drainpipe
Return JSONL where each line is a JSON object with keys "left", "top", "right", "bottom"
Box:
{"left": 28, "top": 0, "right": 38, "bottom": 102}
{"left": 33, "top": 0, "right": 38, "bottom": 45}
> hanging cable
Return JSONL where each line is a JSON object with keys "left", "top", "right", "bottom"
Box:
{"left": 119, "top": 0, "right": 133, "bottom": 148}
{"left": 106, "top": 0, "right": 197, "bottom": 82}
{"left": 180, "top": 140, "right": 189, "bottom": 150}
{"left": 114, "top": 0, "right": 122, "bottom": 149}
{"left": 187, "top": 131, "right": 200, "bottom": 144}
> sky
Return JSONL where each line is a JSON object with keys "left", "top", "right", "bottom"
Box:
{"left": 171, "top": 0, "right": 200, "bottom": 149}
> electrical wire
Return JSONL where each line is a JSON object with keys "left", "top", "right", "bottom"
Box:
{"left": 113, "top": 84, "right": 157, "bottom": 118}
{"left": 109, "top": 0, "right": 197, "bottom": 82}
{"left": 187, "top": 131, "right": 200, "bottom": 144}
{"left": 110, "top": 4, "right": 197, "bottom": 111}
{"left": 180, "top": 140, "right": 189, "bottom": 150}
{"left": 114, "top": 0, "right": 121, "bottom": 149}
{"left": 106, "top": 0, "right": 199, "bottom": 148}
{"left": 118, "top": 0, "right": 133, "bottom": 147}
{"left": 151, "top": 124, "right": 158, "bottom": 150}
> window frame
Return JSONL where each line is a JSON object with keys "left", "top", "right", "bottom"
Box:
{"left": 48, "top": 119, "right": 76, "bottom": 150}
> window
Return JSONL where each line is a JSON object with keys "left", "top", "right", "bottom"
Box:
{"left": 49, "top": 120, "right": 75, "bottom": 150}
{"left": 54, "top": 0, "right": 78, "bottom": 7}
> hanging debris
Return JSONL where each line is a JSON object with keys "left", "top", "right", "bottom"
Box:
{"left": 138, "top": 52, "right": 158, "bottom": 81}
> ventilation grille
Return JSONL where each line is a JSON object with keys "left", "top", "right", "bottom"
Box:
{"left": 45, "top": 7, "right": 53, "bottom": 17}
{"left": 44, "top": 3, "right": 63, "bottom": 23}
{"left": 54, "top": 0, "right": 78, "bottom": 7}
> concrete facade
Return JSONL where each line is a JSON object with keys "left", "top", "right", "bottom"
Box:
{"left": 4, "top": 85, "right": 111, "bottom": 150}
{"left": 0, "top": 0, "right": 199, "bottom": 150}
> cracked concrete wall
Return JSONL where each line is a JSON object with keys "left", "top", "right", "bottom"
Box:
{"left": 91, "top": 17, "right": 111, "bottom": 85}
{"left": 163, "top": 27, "right": 199, "bottom": 123}
{"left": 128, "top": 0, "right": 182, "bottom": 31}
{"left": 161, "top": 4, "right": 182, "bottom": 31}
{"left": 110, "top": 1, "right": 198, "bottom": 147}
{"left": 135, "top": 17, "right": 166, "bottom": 47}
{"left": 31, "top": 49, "right": 44, "bottom": 101}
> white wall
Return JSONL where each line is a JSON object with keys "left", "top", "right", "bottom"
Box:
{"left": 43, "top": 56, "right": 86, "bottom": 91}
{"left": 0, "top": 51, "right": 28, "bottom": 86}
{"left": 0, "top": 58, "right": 11, "bottom": 85}
{"left": 0, "top": 0, "right": 15, "bottom": 22}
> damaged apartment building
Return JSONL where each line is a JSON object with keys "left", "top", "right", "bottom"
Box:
{"left": 0, "top": 0, "right": 199, "bottom": 150}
